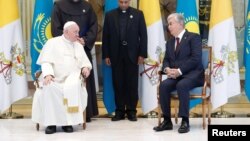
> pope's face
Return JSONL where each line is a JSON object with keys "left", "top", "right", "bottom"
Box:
{"left": 67, "top": 25, "right": 80, "bottom": 42}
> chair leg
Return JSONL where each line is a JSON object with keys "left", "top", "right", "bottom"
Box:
{"left": 36, "top": 123, "right": 39, "bottom": 131}
{"left": 174, "top": 100, "right": 178, "bottom": 124}
{"left": 83, "top": 109, "right": 86, "bottom": 130}
{"left": 202, "top": 100, "right": 206, "bottom": 129}
{"left": 207, "top": 99, "right": 211, "bottom": 125}
{"left": 157, "top": 103, "right": 162, "bottom": 126}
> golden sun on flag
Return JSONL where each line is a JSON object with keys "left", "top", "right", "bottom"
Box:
{"left": 185, "top": 16, "right": 199, "bottom": 34}
{"left": 33, "top": 13, "right": 52, "bottom": 53}
{"left": 40, "top": 18, "right": 52, "bottom": 43}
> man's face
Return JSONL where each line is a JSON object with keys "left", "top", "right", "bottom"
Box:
{"left": 167, "top": 17, "right": 183, "bottom": 37}
{"left": 118, "top": 0, "right": 130, "bottom": 11}
{"left": 67, "top": 25, "right": 80, "bottom": 42}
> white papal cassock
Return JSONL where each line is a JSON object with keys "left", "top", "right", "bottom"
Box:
{"left": 31, "top": 35, "right": 92, "bottom": 126}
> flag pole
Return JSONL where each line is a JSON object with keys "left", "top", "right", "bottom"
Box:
{"left": 0, "top": 105, "right": 24, "bottom": 119}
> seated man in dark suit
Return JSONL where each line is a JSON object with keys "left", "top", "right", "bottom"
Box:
{"left": 153, "top": 13, "right": 204, "bottom": 133}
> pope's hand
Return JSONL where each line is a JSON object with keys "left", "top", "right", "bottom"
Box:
{"left": 82, "top": 67, "right": 90, "bottom": 78}
{"left": 43, "top": 75, "right": 54, "bottom": 85}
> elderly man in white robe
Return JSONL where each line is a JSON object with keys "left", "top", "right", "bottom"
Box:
{"left": 32, "top": 21, "right": 92, "bottom": 134}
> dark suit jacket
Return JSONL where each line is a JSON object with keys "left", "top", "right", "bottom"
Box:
{"left": 102, "top": 7, "right": 147, "bottom": 66}
{"left": 162, "top": 30, "right": 204, "bottom": 83}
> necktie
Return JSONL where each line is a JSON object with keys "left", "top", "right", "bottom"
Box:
{"left": 175, "top": 37, "right": 180, "bottom": 52}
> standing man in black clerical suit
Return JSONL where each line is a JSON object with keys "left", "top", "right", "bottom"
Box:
{"left": 51, "top": 0, "right": 99, "bottom": 122}
{"left": 102, "top": 0, "right": 147, "bottom": 122}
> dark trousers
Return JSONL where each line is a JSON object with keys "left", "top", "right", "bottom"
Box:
{"left": 111, "top": 52, "right": 138, "bottom": 116}
{"left": 159, "top": 77, "right": 200, "bottom": 118}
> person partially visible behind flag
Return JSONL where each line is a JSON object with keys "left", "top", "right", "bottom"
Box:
{"left": 30, "top": 0, "right": 53, "bottom": 80}
{"left": 0, "top": 0, "right": 27, "bottom": 113}
{"left": 139, "top": 0, "right": 165, "bottom": 114}
{"left": 244, "top": 1, "right": 250, "bottom": 101}
{"left": 176, "top": 0, "right": 201, "bottom": 109}
{"left": 208, "top": 0, "right": 241, "bottom": 109}
{"left": 102, "top": 0, "right": 118, "bottom": 115}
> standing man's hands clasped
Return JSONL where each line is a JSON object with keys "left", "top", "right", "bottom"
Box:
{"left": 138, "top": 56, "right": 144, "bottom": 65}
{"left": 105, "top": 58, "right": 111, "bottom": 66}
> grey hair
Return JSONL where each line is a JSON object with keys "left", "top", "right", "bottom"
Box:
{"left": 63, "top": 21, "right": 78, "bottom": 31}
{"left": 167, "top": 13, "right": 185, "bottom": 27}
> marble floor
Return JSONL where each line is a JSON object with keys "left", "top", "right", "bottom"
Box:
{"left": 0, "top": 118, "right": 250, "bottom": 141}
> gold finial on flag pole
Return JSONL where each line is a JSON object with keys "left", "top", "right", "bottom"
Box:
{"left": 211, "top": 106, "right": 235, "bottom": 118}
{"left": 0, "top": 105, "right": 24, "bottom": 119}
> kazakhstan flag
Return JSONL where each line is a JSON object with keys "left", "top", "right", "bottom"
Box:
{"left": 30, "top": 0, "right": 53, "bottom": 79}
{"left": 244, "top": 1, "right": 250, "bottom": 101}
{"left": 104, "top": 0, "right": 118, "bottom": 12}
{"left": 177, "top": 0, "right": 199, "bottom": 34}
{"left": 177, "top": 0, "right": 201, "bottom": 109}
{"left": 102, "top": 0, "right": 118, "bottom": 114}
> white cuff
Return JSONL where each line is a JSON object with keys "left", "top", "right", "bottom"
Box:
{"left": 41, "top": 63, "right": 54, "bottom": 78}
{"left": 177, "top": 68, "right": 182, "bottom": 75}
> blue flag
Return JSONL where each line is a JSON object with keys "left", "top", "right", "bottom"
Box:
{"left": 102, "top": 0, "right": 118, "bottom": 114}
{"left": 177, "top": 0, "right": 200, "bottom": 34}
{"left": 30, "top": 0, "right": 53, "bottom": 79}
{"left": 177, "top": 0, "right": 201, "bottom": 109}
{"left": 244, "top": 2, "right": 250, "bottom": 101}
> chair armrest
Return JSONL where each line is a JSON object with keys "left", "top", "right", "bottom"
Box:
{"left": 205, "top": 63, "right": 211, "bottom": 86}
{"left": 158, "top": 71, "right": 166, "bottom": 75}
{"left": 202, "top": 81, "right": 207, "bottom": 97}
{"left": 205, "top": 68, "right": 209, "bottom": 81}
{"left": 34, "top": 71, "right": 42, "bottom": 89}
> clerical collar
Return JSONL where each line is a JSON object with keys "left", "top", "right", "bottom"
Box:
{"left": 66, "top": 0, "right": 82, "bottom": 4}
{"left": 118, "top": 7, "right": 130, "bottom": 14}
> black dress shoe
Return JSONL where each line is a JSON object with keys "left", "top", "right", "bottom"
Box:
{"left": 86, "top": 117, "right": 91, "bottom": 122}
{"left": 153, "top": 120, "right": 173, "bottom": 132}
{"left": 178, "top": 121, "right": 190, "bottom": 133}
{"left": 111, "top": 115, "right": 125, "bottom": 121}
{"left": 62, "top": 126, "right": 73, "bottom": 133}
{"left": 127, "top": 114, "right": 137, "bottom": 121}
{"left": 45, "top": 126, "right": 56, "bottom": 134}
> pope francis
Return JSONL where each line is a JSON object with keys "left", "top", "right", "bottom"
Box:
{"left": 31, "top": 21, "right": 92, "bottom": 134}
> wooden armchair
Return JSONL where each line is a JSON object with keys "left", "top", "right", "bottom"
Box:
{"left": 32, "top": 71, "right": 86, "bottom": 131}
{"left": 157, "top": 46, "right": 212, "bottom": 129}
